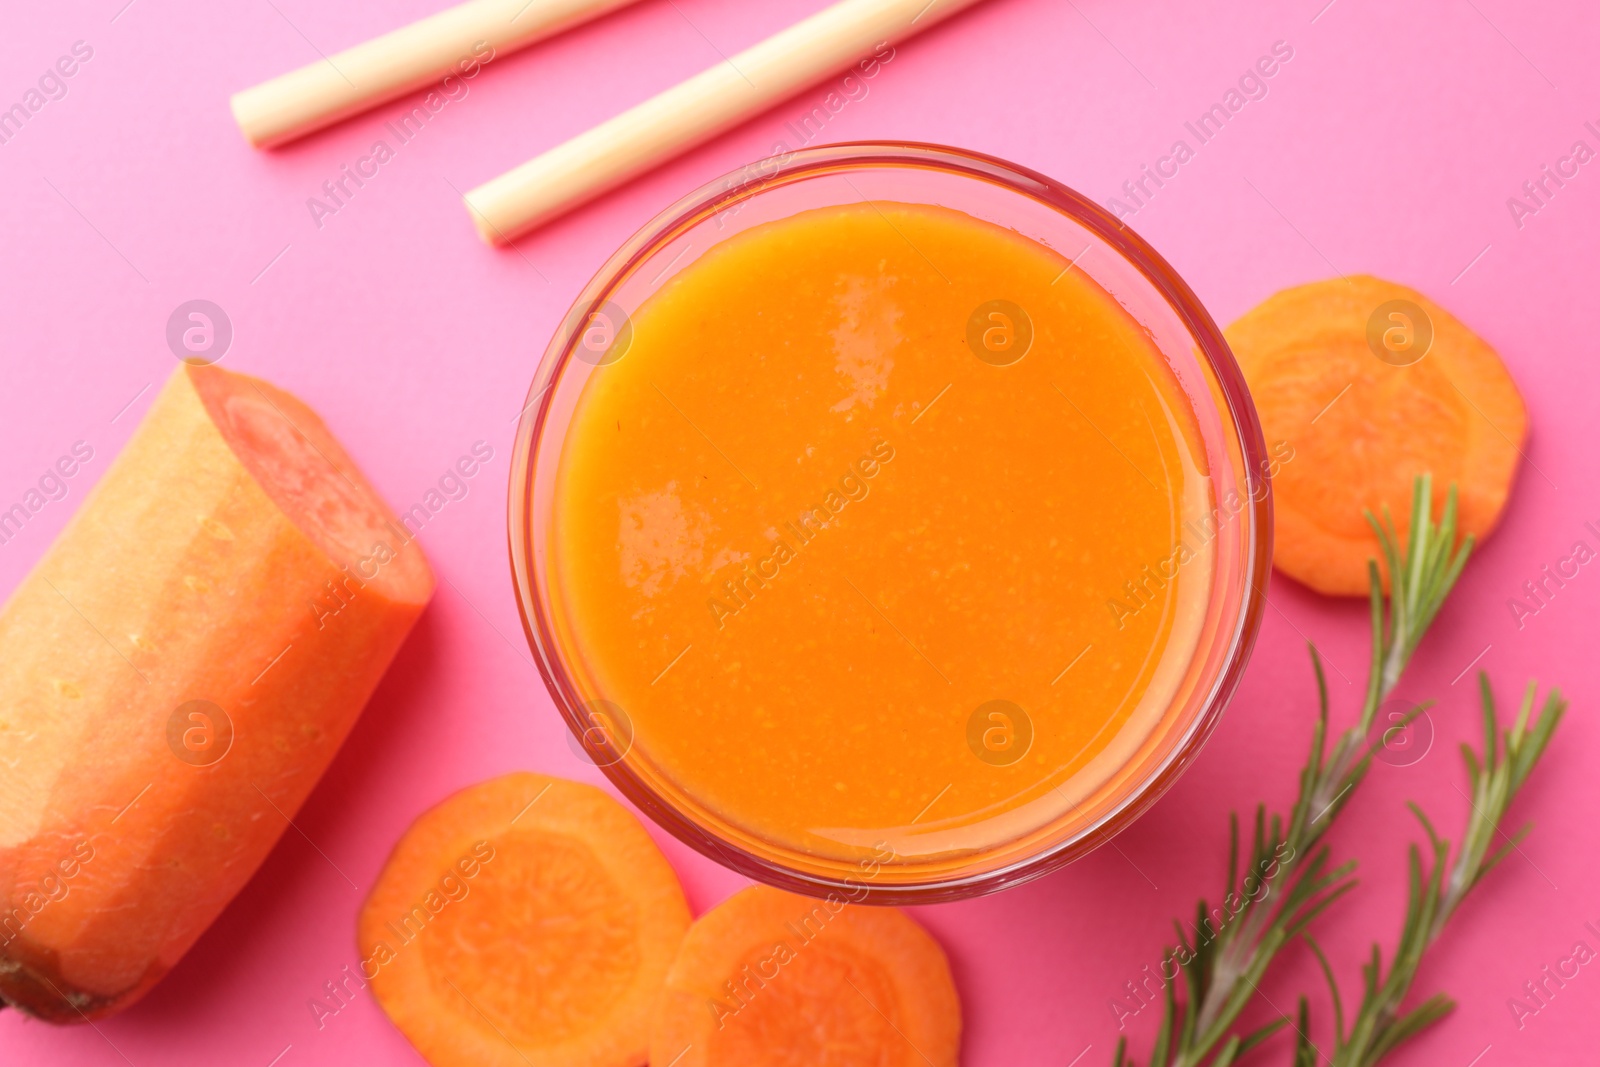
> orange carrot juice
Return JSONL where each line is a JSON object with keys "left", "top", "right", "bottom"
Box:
{"left": 548, "top": 202, "right": 1214, "bottom": 872}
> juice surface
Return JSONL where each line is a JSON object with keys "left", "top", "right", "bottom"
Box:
{"left": 550, "top": 202, "right": 1215, "bottom": 870}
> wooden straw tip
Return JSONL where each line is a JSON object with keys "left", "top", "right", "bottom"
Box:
{"left": 462, "top": 192, "right": 508, "bottom": 246}
{"left": 228, "top": 90, "right": 273, "bottom": 149}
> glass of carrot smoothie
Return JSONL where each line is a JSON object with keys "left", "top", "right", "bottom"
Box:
{"left": 510, "top": 143, "right": 1272, "bottom": 902}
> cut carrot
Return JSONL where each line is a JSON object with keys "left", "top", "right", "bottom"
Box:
{"left": 360, "top": 772, "right": 690, "bottom": 1067}
{"left": 1226, "top": 275, "right": 1527, "bottom": 595}
{"left": 651, "top": 885, "right": 960, "bottom": 1067}
{"left": 0, "top": 364, "right": 432, "bottom": 1021}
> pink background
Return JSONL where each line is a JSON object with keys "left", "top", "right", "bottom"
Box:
{"left": 1, "top": 0, "right": 1596, "bottom": 1063}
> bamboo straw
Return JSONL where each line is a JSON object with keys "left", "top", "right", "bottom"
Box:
{"left": 231, "top": 0, "right": 642, "bottom": 148}
{"left": 462, "top": 0, "right": 987, "bottom": 244}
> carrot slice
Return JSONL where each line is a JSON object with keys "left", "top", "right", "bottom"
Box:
{"left": 0, "top": 365, "right": 432, "bottom": 1021}
{"left": 651, "top": 885, "right": 960, "bottom": 1067}
{"left": 360, "top": 773, "right": 690, "bottom": 1067}
{"left": 1226, "top": 275, "right": 1527, "bottom": 595}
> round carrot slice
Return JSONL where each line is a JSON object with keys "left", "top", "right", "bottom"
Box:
{"left": 651, "top": 885, "right": 960, "bottom": 1067}
{"left": 1226, "top": 275, "right": 1527, "bottom": 595}
{"left": 359, "top": 773, "right": 690, "bottom": 1067}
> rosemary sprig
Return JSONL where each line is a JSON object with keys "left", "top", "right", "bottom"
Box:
{"left": 1113, "top": 476, "right": 1474, "bottom": 1067}
{"left": 1290, "top": 677, "right": 1566, "bottom": 1067}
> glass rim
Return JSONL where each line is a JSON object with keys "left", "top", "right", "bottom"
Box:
{"left": 507, "top": 140, "right": 1273, "bottom": 904}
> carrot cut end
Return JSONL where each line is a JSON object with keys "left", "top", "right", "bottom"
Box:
{"left": 186, "top": 364, "right": 433, "bottom": 603}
